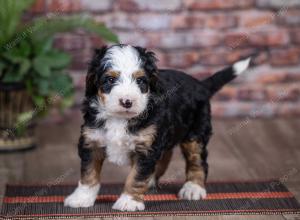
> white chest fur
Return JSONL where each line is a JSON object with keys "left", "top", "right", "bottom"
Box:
{"left": 83, "top": 119, "right": 156, "bottom": 166}
{"left": 102, "top": 118, "right": 134, "bottom": 166}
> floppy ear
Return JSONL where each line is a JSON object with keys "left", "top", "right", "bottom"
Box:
{"left": 134, "top": 46, "right": 164, "bottom": 95}
{"left": 85, "top": 46, "right": 107, "bottom": 97}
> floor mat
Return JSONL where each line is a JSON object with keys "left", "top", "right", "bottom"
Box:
{"left": 1, "top": 180, "right": 300, "bottom": 219}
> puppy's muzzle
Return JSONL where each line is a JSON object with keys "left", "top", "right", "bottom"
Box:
{"left": 119, "top": 98, "right": 133, "bottom": 109}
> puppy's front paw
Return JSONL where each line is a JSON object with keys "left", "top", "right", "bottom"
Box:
{"left": 178, "top": 181, "right": 207, "bottom": 200}
{"left": 112, "top": 193, "right": 145, "bottom": 211}
{"left": 64, "top": 182, "right": 100, "bottom": 208}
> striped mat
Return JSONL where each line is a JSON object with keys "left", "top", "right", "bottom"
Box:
{"left": 1, "top": 180, "right": 300, "bottom": 219}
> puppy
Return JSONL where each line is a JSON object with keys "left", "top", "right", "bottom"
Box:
{"left": 64, "top": 44, "right": 251, "bottom": 211}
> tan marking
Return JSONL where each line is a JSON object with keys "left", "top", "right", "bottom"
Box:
{"left": 155, "top": 150, "right": 173, "bottom": 181}
{"left": 82, "top": 127, "right": 104, "bottom": 147}
{"left": 134, "top": 125, "right": 156, "bottom": 155}
{"left": 132, "top": 70, "right": 146, "bottom": 79}
{"left": 106, "top": 70, "right": 120, "bottom": 78}
{"left": 180, "top": 141, "right": 205, "bottom": 187}
{"left": 124, "top": 159, "right": 150, "bottom": 202}
{"left": 98, "top": 90, "right": 106, "bottom": 103}
{"left": 81, "top": 147, "right": 105, "bottom": 186}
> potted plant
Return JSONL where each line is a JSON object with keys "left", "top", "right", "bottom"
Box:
{"left": 0, "top": 0, "right": 118, "bottom": 151}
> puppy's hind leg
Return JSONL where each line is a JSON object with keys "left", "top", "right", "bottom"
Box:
{"left": 64, "top": 136, "right": 105, "bottom": 208}
{"left": 178, "top": 140, "right": 208, "bottom": 200}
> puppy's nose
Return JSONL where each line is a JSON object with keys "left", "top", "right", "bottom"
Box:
{"left": 119, "top": 99, "right": 133, "bottom": 109}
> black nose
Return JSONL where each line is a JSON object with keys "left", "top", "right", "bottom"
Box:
{"left": 119, "top": 99, "right": 133, "bottom": 109}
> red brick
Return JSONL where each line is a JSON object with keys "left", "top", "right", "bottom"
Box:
{"left": 279, "top": 10, "right": 300, "bottom": 26}
{"left": 30, "top": 0, "right": 46, "bottom": 13}
{"left": 154, "top": 32, "right": 222, "bottom": 49}
{"left": 54, "top": 34, "right": 91, "bottom": 70}
{"left": 225, "top": 32, "right": 250, "bottom": 49}
{"left": 277, "top": 104, "right": 300, "bottom": 117}
{"left": 136, "top": 14, "right": 171, "bottom": 31}
{"left": 257, "top": 0, "right": 300, "bottom": 9}
{"left": 205, "top": 14, "right": 237, "bottom": 29}
{"left": 214, "top": 86, "right": 237, "bottom": 101}
{"left": 238, "top": 11, "right": 275, "bottom": 28}
{"left": 237, "top": 86, "right": 267, "bottom": 101}
{"left": 199, "top": 49, "right": 227, "bottom": 65}
{"left": 80, "top": 0, "right": 112, "bottom": 12}
{"left": 186, "top": 66, "right": 214, "bottom": 80}
{"left": 193, "top": 32, "right": 223, "bottom": 47}
{"left": 211, "top": 102, "right": 271, "bottom": 118}
{"left": 118, "top": 0, "right": 181, "bottom": 11}
{"left": 251, "top": 52, "right": 269, "bottom": 65}
{"left": 69, "top": 50, "right": 91, "bottom": 70}
{"left": 257, "top": 72, "right": 300, "bottom": 84}
{"left": 270, "top": 48, "right": 300, "bottom": 66}
{"left": 184, "top": 0, "right": 254, "bottom": 10}
{"left": 172, "top": 14, "right": 237, "bottom": 30}
{"left": 90, "top": 35, "right": 105, "bottom": 48}
{"left": 171, "top": 14, "right": 205, "bottom": 29}
{"left": 118, "top": 31, "right": 149, "bottom": 47}
{"left": 96, "top": 14, "right": 135, "bottom": 30}
{"left": 48, "top": 0, "right": 81, "bottom": 12}
{"left": 249, "top": 30, "right": 290, "bottom": 46}
{"left": 165, "top": 51, "right": 200, "bottom": 68}
{"left": 215, "top": 85, "right": 271, "bottom": 102}
{"left": 74, "top": 88, "right": 85, "bottom": 107}
{"left": 266, "top": 84, "right": 300, "bottom": 101}
{"left": 151, "top": 49, "right": 167, "bottom": 67}
{"left": 116, "top": 0, "right": 139, "bottom": 11}
{"left": 69, "top": 71, "right": 86, "bottom": 89}
{"left": 225, "top": 49, "right": 257, "bottom": 63}
{"left": 54, "top": 34, "right": 86, "bottom": 50}
{"left": 290, "top": 28, "right": 300, "bottom": 44}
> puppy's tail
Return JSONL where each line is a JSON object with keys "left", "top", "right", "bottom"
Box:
{"left": 202, "top": 57, "right": 251, "bottom": 97}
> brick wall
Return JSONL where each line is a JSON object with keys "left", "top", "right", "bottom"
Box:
{"left": 30, "top": 0, "right": 300, "bottom": 118}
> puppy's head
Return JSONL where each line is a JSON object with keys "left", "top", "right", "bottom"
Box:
{"left": 86, "top": 44, "right": 158, "bottom": 119}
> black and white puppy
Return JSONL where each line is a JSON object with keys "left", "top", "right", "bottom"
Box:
{"left": 64, "top": 44, "right": 251, "bottom": 211}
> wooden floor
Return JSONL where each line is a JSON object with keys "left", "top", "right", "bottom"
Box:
{"left": 0, "top": 109, "right": 299, "bottom": 220}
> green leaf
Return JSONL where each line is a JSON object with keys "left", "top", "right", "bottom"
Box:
{"left": 43, "top": 50, "right": 71, "bottom": 69}
{"left": 0, "top": 0, "right": 35, "bottom": 47}
{"left": 19, "top": 59, "right": 30, "bottom": 75}
{"left": 30, "top": 14, "right": 119, "bottom": 43}
{"left": 2, "top": 40, "right": 31, "bottom": 65}
{"left": 32, "top": 95, "right": 45, "bottom": 108}
{"left": 18, "top": 40, "right": 31, "bottom": 57}
{"left": 2, "top": 71, "right": 24, "bottom": 83}
{"left": 33, "top": 56, "right": 51, "bottom": 77}
{"left": 25, "top": 80, "right": 33, "bottom": 94}
{"left": 49, "top": 71, "right": 73, "bottom": 97}
{"left": 2, "top": 53, "right": 24, "bottom": 63}
{"left": 33, "top": 37, "right": 53, "bottom": 55}
{"left": 0, "top": 61, "right": 5, "bottom": 73}
{"left": 36, "top": 78, "right": 50, "bottom": 96}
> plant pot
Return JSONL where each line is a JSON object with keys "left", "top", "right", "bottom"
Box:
{"left": 0, "top": 83, "right": 36, "bottom": 152}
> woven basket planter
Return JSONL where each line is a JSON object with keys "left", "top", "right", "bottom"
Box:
{"left": 0, "top": 83, "right": 35, "bottom": 152}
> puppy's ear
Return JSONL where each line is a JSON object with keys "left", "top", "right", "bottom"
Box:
{"left": 134, "top": 46, "right": 163, "bottom": 95}
{"left": 86, "top": 46, "right": 107, "bottom": 97}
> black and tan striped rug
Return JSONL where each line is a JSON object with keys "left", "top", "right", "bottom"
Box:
{"left": 1, "top": 180, "right": 300, "bottom": 219}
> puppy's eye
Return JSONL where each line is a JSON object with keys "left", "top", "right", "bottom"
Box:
{"left": 107, "top": 76, "right": 116, "bottom": 83}
{"left": 136, "top": 77, "right": 146, "bottom": 85}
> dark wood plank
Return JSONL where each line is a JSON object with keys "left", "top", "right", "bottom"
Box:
{"left": 0, "top": 110, "right": 299, "bottom": 220}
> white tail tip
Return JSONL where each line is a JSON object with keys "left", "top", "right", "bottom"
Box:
{"left": 233, "top": 57, "right": 251, "bottom": 75}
